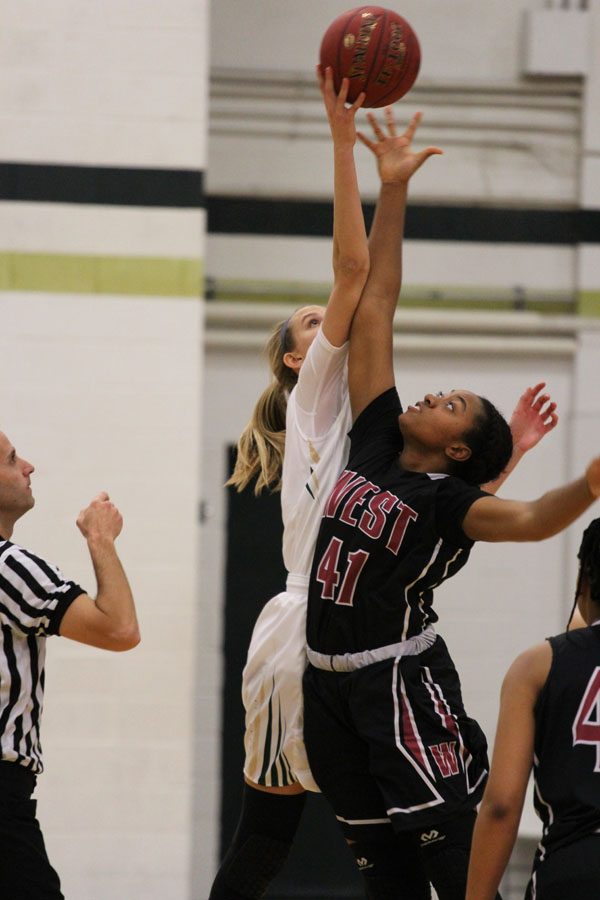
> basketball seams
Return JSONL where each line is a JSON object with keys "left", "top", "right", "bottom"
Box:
{"left": 360, "top": 8, "right": 387, "bottom": 105}
{"left": 320, "top": 5, "right": 420, "bottom": 108}
{"left": 369, "top": 18, "right": 420, "bottom": 108}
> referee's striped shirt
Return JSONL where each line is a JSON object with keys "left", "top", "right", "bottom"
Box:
{"left": 0, "top": 537, "right": 83, "bottom": 773}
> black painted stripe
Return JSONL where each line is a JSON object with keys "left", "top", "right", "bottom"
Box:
{"left": 2, "top": 161, "right": 599, "bottom": 243}
{"left": 0, "top": 162, "right": 204, "bottom": 208}
{"left": 207, "top": 195, "right": 600, "bottom": 245}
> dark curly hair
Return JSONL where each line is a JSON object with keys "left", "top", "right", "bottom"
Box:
{"left": 446, "top": 396, "right": 513, "bottom": 487}
{"left": 576, "top": 518, "right": 600, "bottom": 606}
{"left": 566, "top": 518, "right": 600, "bottom": 631}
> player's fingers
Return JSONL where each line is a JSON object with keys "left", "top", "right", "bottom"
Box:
{"left": 367, "top": 112, "right": 385, "bottom": 140}
{"left": 527, "top": 382, "right": 546, "bottom": 398}
{"left": 413, "top": 147, "right": 443, "bottom": 170}
{"left": 338, "top": 76, "right": 350, "bottom": 106}
{"left": 544, "top": 412, "right": 559, "bottom": 431}
{"left": 542, "top": 402, "right": 558, "bottom": 419}
{"left": 404, "top": 110, "right": 422, "bottom": 142}
{"left": 356, "top": 131, "right": 376, "bottom": 151}
{"left": 349, "top": 91, "right": 366, "bottom": 112}
{"left": 384, "top": 106, "right": 397, "bottom": 137}
{"left": 533, "top": 394, "right": 550, "bottom": 410}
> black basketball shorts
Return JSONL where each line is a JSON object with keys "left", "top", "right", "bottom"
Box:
{"left": 303, "top": 636, "right": 489, "bottom": 838}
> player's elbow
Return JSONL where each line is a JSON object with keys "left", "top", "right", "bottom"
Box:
{"left": 334, "top": 252, "right": 370, "bottom": 285}
{"left": 479, "top": 791, "right": 521, "bottom": 823}
{"left": 108, "top": 623, "right": 141, "bottom": 652}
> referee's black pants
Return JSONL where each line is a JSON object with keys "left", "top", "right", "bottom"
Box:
{"left": 0, "top": 761, "right": 64, "bottom": 899}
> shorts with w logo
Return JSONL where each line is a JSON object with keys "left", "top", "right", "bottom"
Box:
{"left": 303, "top": 635, "right": 488, "bottom": 835}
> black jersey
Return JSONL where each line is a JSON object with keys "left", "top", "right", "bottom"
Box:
{"left": 532, "top": 623, "right": 600, "bottom": 862}
{"left": 306, "top": 388, "right": 488, "bottom": 655}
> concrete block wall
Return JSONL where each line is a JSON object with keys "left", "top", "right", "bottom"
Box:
{"left": 207, "top": 0, "right": 600, "bottom": 315}
{"left": 0, "top": 0, "right": 208, "bottom": 897}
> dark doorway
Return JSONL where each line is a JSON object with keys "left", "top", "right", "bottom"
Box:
{"left": 218, "top": 448, "right": 363, "bottom": 898}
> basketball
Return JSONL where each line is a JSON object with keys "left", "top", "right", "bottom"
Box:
{"left": 319, "top": 6, "right": 421, "bottom": 108}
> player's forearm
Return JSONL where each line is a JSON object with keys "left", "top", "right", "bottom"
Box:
{"left": 526, "top": 475, "right": 596, "bottom": 540}
{"left": 466, "top": 804, "right": 521, "bottom": 900}
{"left": 331, "top": 144, "right": 369, "bottom": 279}
{"left": 364, "top": 181, "right": 407, "bottom": 306}
{"left": 87, "top": 535, "right": 140, "bottom": 644}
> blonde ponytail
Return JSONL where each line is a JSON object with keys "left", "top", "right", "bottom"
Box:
{"left": 227, "top": 318, "right": 298, "bottom": 494}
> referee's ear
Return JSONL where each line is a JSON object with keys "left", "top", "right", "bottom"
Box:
{"left": 445, "top": 443, "right": 472, "bottom": 463}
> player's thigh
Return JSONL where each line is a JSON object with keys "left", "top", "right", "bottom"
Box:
{"left": 243, "top": 592, "right": 308, "bottom": 787}
{"left": 303, "top": 666, "right": 388, "bottom": 832}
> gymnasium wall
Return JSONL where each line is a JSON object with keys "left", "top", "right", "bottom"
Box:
{"left": 207, "top": 0, "right": 600, "bottom": 315}
{"left": 0, "top": 1, "right": 208, "bottom": 898}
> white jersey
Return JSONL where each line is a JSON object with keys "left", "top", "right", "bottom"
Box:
{"left": 242, "top": 326, "right": 352, "bottom": 791}
{"left": 280, "top": 327, "right": 352, "bottom": 578}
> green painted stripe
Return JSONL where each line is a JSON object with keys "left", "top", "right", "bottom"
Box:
{"left": 579, "top": 292, "right": 600, "bottom": 317}
{"left": 211, "top": 282, "right": 580, "bottom": 316}
{"left": 0, "top": 252, "right": 202, "bottom": 297}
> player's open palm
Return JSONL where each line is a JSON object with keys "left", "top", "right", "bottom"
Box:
{"left": 510, "top": 382, "right": 558, "bottom": 453}
{"left": 358, "top": 108, "right": 442, "bottom": 183}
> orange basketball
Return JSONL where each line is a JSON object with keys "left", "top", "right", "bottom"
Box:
{"left": 319, "top": 6, "right": 421, "bottom": 108}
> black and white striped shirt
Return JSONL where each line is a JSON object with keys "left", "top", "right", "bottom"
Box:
{"left": 0, "top": 537, "right": 83, "bottom": 773}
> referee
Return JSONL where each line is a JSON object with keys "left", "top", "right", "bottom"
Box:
{"left": 0, "top": 429, "right": 140, "bottom": 898}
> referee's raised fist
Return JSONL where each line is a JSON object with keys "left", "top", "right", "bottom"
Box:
{"left": 76, "top": 493, "right": 123, "bottom": 541}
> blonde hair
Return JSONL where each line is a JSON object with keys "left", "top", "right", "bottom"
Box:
{"left": 227, "top": 317, "right": 298, "bottom": 494}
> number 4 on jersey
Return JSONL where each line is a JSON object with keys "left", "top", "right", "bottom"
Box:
{"left": 316, "top": 537, "right": 369, "bottom": 606}
{"left": 573, "top": 666, "right": 600, "bottom": 772}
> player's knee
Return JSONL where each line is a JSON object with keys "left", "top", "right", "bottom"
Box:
{"left": 209, "top": 786, "right": 307, "bottom": 899}
{"left": 349, "top": 834, "right": 430, "bottom": 900}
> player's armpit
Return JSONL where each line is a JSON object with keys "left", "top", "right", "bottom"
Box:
{"left": 59, "top": 593, "right": 140, "bottom": 652}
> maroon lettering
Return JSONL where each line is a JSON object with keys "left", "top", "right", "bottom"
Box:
{"left": 336, "top": 549, "right": 370, "bottom": 607}
{"left": 339, "top": 481, "right": 379, "bottom": 527}
{"left": 315, "top": 537, "right": 343, "bottom": 600}
{"left": 386, "top": 502, "right": 418, "bottom": 555}
{"left": 573, "top": 667, "right": 600, "bottom": 772}
{"left": 429, "top": 742, "right": 459, "bottom": 778}
{"left": 324, "top": 470, "right": 365, "bottom": 519}
{"left": 358, "top": 490, "right": 398, "bottom": 540}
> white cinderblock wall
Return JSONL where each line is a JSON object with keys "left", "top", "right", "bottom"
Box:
{"left": 0, "top": 0, "right": 209, "bottom": 897}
